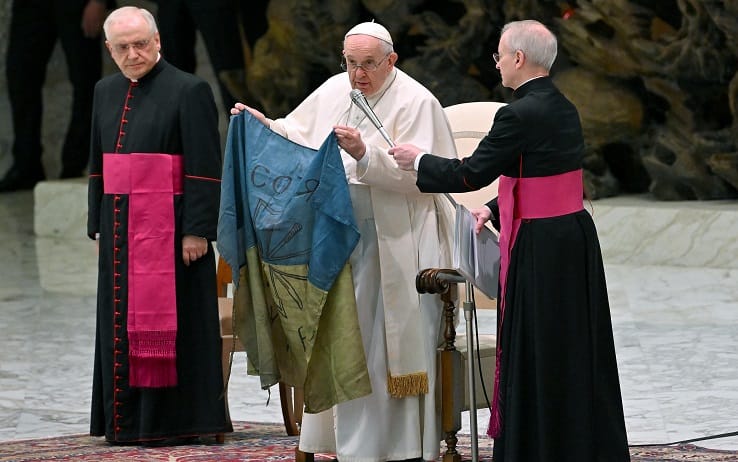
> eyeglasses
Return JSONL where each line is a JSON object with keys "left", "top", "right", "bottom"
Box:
{"left": 492, "top": 50, "right": 516, "bottom": 63}
{"left": 111, "top": 38, "right": 152, "bottom": 55}
{"left": 341, "top": 53, "right": 390, "bottom": 72}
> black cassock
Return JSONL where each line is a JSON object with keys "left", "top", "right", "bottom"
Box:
{"left": 418, "top": 77, "right": 630, "bottom": 462}
{"left": 87, "top": 59, "right": 231, "bottom": 443}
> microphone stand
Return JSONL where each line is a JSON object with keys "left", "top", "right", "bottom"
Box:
{"left": 437, "top": 272, "right": 480, "bottom": 462}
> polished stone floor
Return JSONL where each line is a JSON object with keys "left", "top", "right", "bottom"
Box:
{"left": 1, "top": 188, "right": 737, "bottom": 453}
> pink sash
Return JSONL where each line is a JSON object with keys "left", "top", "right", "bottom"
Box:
{"left": 488, "top": 168, "right": 584, "bottom": 437}
{"left": 103, "top": 153, "right": 184, "bottom": 388}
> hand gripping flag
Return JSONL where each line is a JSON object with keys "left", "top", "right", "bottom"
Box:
{"left": 217, "top": 112, "right": 371, "bottom": 413}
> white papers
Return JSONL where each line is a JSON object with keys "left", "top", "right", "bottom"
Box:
{"left": 452, "top": 202, "right": 500, "bottom": 299}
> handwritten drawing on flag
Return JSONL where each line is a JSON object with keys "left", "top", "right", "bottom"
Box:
{"left": 217, "top": 113, "right": 371, "bottom": 413}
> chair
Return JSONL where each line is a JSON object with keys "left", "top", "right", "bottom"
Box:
{"left": 215, "top": 255, "right": 306, "bottom": 439}
{"left": 443, "top": 101, "right": 504, "bottom": 205}
{"left": 215, "top": 258, "right": 236, "bottom": 444}
{"left": 420, "top": 101, "right": 505, "bottom": 461}
{"left": 443, "top": 101, "right": 504, "bottom": 310}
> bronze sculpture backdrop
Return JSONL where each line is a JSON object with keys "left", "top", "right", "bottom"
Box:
{"left": 236, "top": 0, "right": 738, "bottom": 200}
{"left": 0, "top": 0, "right": 735, "bottom": 200}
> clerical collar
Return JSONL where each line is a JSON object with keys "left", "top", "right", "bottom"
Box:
{"left": 130, "top": 53, "right": 162, "bottom": 82}
{"left": 517, "top": 74, "right": 547, "bottom": 88}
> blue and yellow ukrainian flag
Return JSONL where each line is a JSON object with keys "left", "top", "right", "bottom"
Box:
{"left": 217, "top": 112, "right": 371, "bottom": 413}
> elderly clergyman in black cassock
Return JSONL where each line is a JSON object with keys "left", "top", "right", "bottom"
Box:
{"left": 390, "top": 19, "right": 630, "bottom": 462}
{"left": 86, "top": 6, "right": 231, "bottom": 445}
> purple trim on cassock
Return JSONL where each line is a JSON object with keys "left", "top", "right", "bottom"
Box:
{"left": 488, "top": 168, "right": 584, "bottom": 437}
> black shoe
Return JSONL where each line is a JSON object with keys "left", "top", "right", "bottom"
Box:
{"left": 0, "top": 166, "right": 45, "bottom": 192}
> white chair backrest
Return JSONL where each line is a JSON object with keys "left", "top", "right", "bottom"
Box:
{"left": 443, "top": 102, "right": 506, "bottom": 309}
{"left": 443, "top": 101, "right": 506, "bottom": 208}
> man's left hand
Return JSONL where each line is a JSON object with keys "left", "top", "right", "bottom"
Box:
{"left": 182, "top": 235, "right": 208, "bottom": 266}
{"left": 333, "top": 125, "right": 366, "bottom": 161}
{"left": 388, "top": 144, "right": 423, "bottom": 170}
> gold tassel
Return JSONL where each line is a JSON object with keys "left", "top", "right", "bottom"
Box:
{"left": 387, "top": 372, "right": 429, "bottom": 398}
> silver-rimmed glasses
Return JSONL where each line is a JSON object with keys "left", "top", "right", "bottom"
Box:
{"left": 110, "top": 38, "right": 153, "bottom": 55}
{"left": 341, "top": 53, "right": 390, "bottom": 72}
{"left": 492, "top": 50, "right": 518, "bottom": 63}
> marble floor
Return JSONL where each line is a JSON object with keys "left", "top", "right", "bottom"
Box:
{"left": 1, "top": 188, "right": 737, "bottom": 453}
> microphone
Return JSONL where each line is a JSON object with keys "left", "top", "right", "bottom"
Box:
{"left": 349, "top": 89, "right": 395, "bottom": 147}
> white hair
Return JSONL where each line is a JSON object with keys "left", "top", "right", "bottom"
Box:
{"left": 103, "top": 6, "right": 158, "bottom": 40}
{"left": 501, "top": 20, "right": 557, "bottom": 71}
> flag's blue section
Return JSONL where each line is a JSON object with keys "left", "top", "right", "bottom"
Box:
{"left": 218, "top": 112, "right": 359, "bottom": 292}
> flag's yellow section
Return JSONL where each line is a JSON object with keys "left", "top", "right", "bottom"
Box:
{"left": 232, "top": 247, "right": 371, "bottom": 413}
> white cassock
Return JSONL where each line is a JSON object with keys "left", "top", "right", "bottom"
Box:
{"left": 268, "top": 67, "right": 457, "bottom": 462}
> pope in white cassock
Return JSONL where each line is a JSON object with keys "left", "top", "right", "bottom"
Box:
{"left": 233, "top": 21, "right": 458, "bottom": 462}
